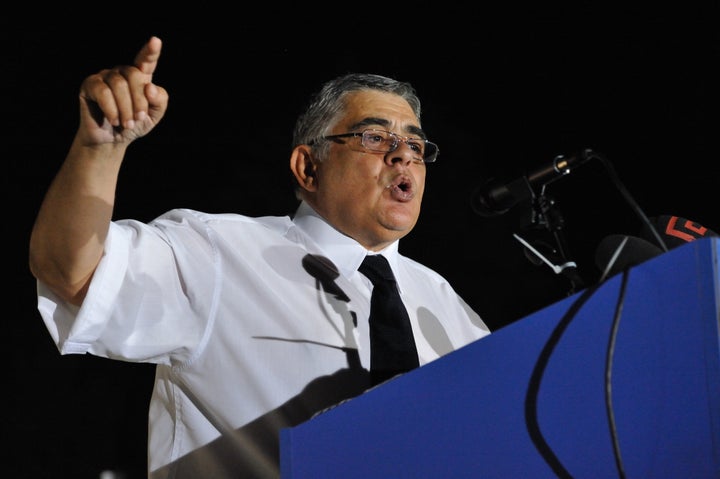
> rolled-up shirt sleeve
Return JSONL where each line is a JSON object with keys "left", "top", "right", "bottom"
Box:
{"left": 37, "top": 213, "right": 213, "bottom": 365}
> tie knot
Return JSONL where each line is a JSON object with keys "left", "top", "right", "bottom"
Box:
{"left": 359, "top": 255, "right": 396, "bottom": 284}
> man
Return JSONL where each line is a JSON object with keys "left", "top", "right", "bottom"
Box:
{"left": 30, "top": 36, "right": 491, "bottom": 478}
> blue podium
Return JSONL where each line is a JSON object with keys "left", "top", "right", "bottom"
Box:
{"left": 280, "top": 238, "right": 720, "bottom": 478}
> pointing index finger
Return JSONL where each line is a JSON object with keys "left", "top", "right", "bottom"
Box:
{"left": 134, "top": 36, "right": 162, "bottom": 75}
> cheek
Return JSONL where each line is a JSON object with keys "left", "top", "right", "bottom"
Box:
{"left": 414, "top": 169, "right": 427, "bottom": 195}
{"left": 325, "top": 157, "right": 379, "bottom": 189}
{"left": 317, "top": 164, "right": 365, "bottom": 203}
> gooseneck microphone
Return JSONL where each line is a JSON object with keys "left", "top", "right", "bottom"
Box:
{"left": 471, "top": 149, "right": 597, "bottom": 217}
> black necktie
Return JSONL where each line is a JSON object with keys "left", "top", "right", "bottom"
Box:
{"left": 359, "top": 254, "right": 419, "bottom": 386}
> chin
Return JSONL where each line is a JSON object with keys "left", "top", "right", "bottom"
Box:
{"left": 381, "top": 220, "right": 416, "bottom": 239}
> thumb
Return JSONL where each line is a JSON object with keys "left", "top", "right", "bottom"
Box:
{"left": 144, "top": 82, "right": 168, "bottom": 123}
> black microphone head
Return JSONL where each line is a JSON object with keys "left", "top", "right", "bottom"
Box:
{"left": 641, "top": 215, "right": 719, "bottom": 249}
{"left": 594, "top": 234, "right": 664, "bottom": 278}
{"left": 470, "top": 177, "right": 532, "bottom": 217}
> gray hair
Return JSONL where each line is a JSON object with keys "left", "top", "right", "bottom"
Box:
{"left": 292, "top": 73, "right": 423, "bottom": 161}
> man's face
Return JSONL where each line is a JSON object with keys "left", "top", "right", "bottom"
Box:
{"left": 309, "top": 90, "right": 428, "bottom": 251}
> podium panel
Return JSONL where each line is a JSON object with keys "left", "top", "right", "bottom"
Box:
{"left": 280, "top": 238, "right": 720, "bottom": 478}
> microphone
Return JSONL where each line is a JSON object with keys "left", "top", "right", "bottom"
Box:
{"left": 471, "top": 149, "right": 596, "bottom": 217}
{"left": 594, "top": 234, "right": 664, "bottom": 280}
{"left": 640, "top": 215, "right": 718, "bottom": 250}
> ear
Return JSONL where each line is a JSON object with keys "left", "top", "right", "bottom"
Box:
{"left": 290, "top": 145, "right": 318, "bottom": 192}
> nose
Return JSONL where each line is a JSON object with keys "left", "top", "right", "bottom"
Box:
{"left": 384, "top": 140, "right": 417, "bottom": 166}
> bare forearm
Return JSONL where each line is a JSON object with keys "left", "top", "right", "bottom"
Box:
{"left": 29, "top": 138, "right": 127, "bottom": 304}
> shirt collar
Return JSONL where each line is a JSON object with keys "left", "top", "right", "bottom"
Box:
{"left": 292, "top": 201, "right": 401, "bottom": 279}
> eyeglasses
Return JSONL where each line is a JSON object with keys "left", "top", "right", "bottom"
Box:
{"left": 320, "top": 128, "right": 439, "bottom": 163}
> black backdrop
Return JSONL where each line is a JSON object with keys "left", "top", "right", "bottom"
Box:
{"left": 7, "top": 11, "right": 720, "bottom": 478}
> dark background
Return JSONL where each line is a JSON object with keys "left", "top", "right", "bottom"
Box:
{"left": 7, "top": 11, "right": 720, "bottom": 478}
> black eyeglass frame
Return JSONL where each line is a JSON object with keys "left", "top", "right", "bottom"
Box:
{"left": 319, "top": 128, "right": 439, "bottom": 163}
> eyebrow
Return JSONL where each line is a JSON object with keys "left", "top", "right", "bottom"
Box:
{"left": 348, "top": 117, "right": 428, "bottom": 140}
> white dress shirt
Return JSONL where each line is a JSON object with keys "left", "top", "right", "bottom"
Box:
{"left": 37, "top": 201, "right": 491, "bottom": 478}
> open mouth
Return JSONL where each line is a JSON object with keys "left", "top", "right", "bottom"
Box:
{"left": 387, "top": 175, "right": 414, "bottom": 201}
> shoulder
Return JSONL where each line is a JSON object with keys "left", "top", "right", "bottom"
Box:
{"left": 152, "top": 208, "right": 294, "bottom": 232}
{"left": 396, "top": 254, "right": 451, "bottom": 285}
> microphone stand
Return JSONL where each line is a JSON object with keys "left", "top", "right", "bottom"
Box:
{"left": 515, "top": 181, "right": 585, "bottom": 295}
{"left": 531, "top": 192, "right": 572, "bottom": 262}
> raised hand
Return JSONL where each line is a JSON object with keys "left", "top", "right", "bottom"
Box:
{"left": 77, "top": 36, "right": 169, "bottom": 146}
